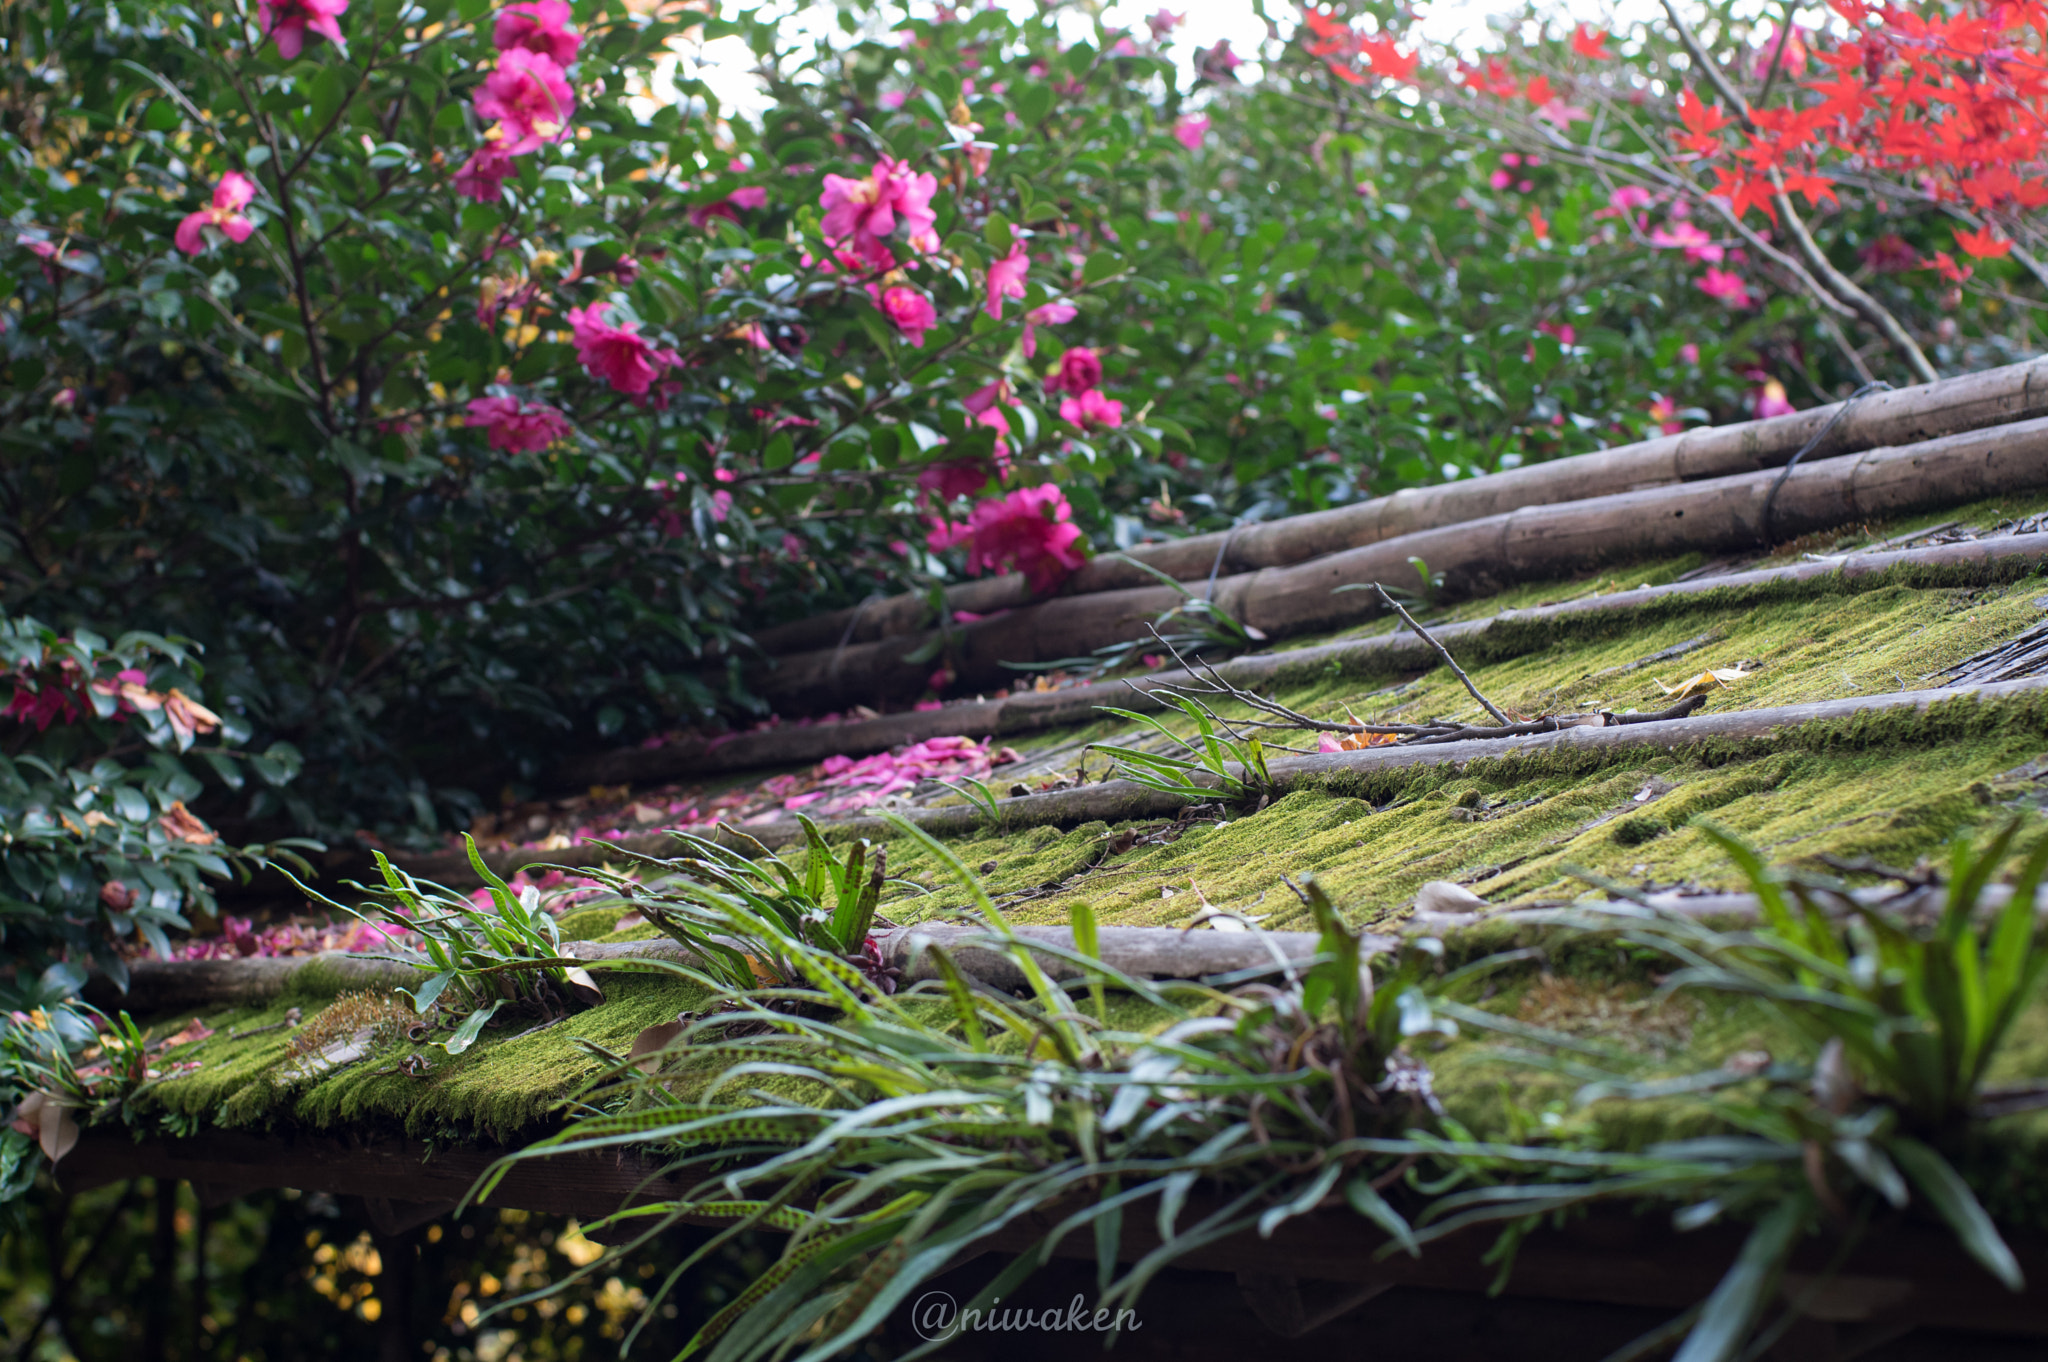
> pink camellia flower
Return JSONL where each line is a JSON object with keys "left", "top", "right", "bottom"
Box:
{"left": 819, "top": 157, "right": 939, "bottom": 266}
{"left": 1172, "top": 113, "right": 1210, "bottom": 150}
{"left": 1696, "top": 267, "right": 1752, "bottom": 307}
{"left": 964, "top": 378, "right": 1012, "bottom": 416}
{"left": 567, "top": 302, "right": 676, "bottom": 395}
{"left": 690, "top": 184, "right": 768, "bottom": 228}
{"left": 1752, "top": 379, "right": 1797, "bottom": 419}
{"left": 474, "top": 48, "right": 575, "bottom": 153}
{"left": 466, "top": 395, "right": 573, "bottom": 452}
{"left": 1022, "top": 300, "right": 1076, "bottom": 358}
{"left": 1649, "top": 220, "right": 1723, "bottom": 263}
{"left": 1679, "top": 342, "right": 1701, "bottom": 364}
{"left": 917, "top": 458, "right": 996, "bottom": 503}
{"left": 1593, "top": 185, "right": 1653, "bottom": 219}
{"left": 1045, "top": 345, "right": 1103, "bottom": 395}
{"left": 1060, "top": 387, "right": 1124, "bottom": 430}
{"left": 985, "top": 243, "right": 1029, "bottom": 320}
{"left": 454, "top": 142, "right": 517, "bottom": 203}
{"left": 493, "top": 0, "right": 579, "bottom": 65}
{"left": 958, "top": 485, "right": 1088, "bottom": 594}
{"left": 174, "top": 173, "right": 258, "bottom": 255}
{"left": 878, "top": 286, "right": 937, "bottom": 346}
{"left": 1148, "top": 9, "right": 1183, "bottom": 39}
{"left": 1647, "top": 395, "right": 1686, "bottom": 435}
{"left": 1751, "top": 23, "right": 1808, "bottom": 80}
{"left": 974, "top": 405, "right": 1014, "bottom": 464}
{"left": 258, "top": 0, "right": 349, "bottom": 60}
{"left": 5, "top": 676, "right": 84, "bottom": 731}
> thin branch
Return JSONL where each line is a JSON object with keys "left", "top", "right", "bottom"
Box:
{"left": 1657, "top": 0, "right": 1938, "bottom": 383}
{"left": 1371, "top": 583, "right": 1512, "bottom": 725}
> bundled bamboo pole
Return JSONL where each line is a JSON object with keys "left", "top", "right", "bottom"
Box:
{"left": 752, "top": 415, "right": 2048, "bottom": 712}
{"left": 752, "top": 357, "right": 2048, "bottom": 656}
{"left": 562, "top": 531, "right": 2048, "bottom": 786}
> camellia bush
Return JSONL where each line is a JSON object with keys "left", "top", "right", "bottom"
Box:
{"left": 0, "top": 616, "right": 311, "bottom": 1006}
{"left": 2, "top": 0, "right": 2041, "bottom": 861}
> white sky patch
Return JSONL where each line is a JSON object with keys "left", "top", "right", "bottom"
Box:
{"left": 652, "top": 0, "right": 1800, "bottom": 130}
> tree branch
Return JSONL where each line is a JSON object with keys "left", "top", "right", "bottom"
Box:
{"left": 1658, "top": 0, "right": 1938, "bottom": 383}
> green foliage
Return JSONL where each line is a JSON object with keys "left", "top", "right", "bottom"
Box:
{"left": 1088, "top": 694, "right": 1274, "bottom": 803}
{"left": 555, "top": 818, "right": 893, "bottom": 993}
{"left": 348, "top": 837, "right": 600, "bottom": 1052}
{"left": 0, "top": 614, "right": 313, "bottom": 1002}
{"left": 1683, "top": 818, "right": 2048, "bottom": 1129}
{"left": 473, "top": 832, "right": 1468, "bottom": 1360}
{"left": 461, "top": 818, "right": 2048, "bottom": 1362}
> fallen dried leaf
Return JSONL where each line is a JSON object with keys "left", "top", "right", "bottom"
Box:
{"left": 1653, "top": 667, "right": 1753, "bottom": 702}
{"left": 628, "top": 1018, "right": 687, "bottom": 1073}
{"left": 562, "top": 966, "right": 605, "bottom": 1009}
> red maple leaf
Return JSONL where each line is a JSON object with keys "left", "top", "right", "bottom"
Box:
{"left": 1675, "top": 88, "right": 1731, "bottom": 156}
{"left": 1928, "top": 250, "right": 1973, "bottom": 283}
{"left": 1749, "top": 106, "right": 1830, "bottom": 152}
{"left": 1300, "top": 7, "right": 1347, "bottom": 43}
{"left": 1962, "top": 164, "right": 2023, "bottom": 207}
{"left": 1525, "top": 74, "right": 1554, "bottom": 105}
{"left": 1461, "top": 57, "right": 1520, "bottom": 98}
{"left": 1571, "top": 24, "right": 1611, "bottom": 60}
{"left": 1361, "top": 36, "right": 1419, "bottom": 82}
{"left": 1808, "top": 73, "right": 1876, "bottom": 123}
{"left": 1778, "top": 167, "right": 1839, "bottom": 207}
{"left": 1955, "top": 223, "right": 2014, "bottom": 257}
{"left": 1710, "top": 165, "right": 1779, "bottom": 222}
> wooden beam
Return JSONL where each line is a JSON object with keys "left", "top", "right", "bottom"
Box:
{"left": 60, "top": 1131, "right": 2048, "bottom": 1338}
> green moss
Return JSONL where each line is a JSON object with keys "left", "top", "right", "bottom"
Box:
{"left": 558, "top": 905, "right": 629, "bottom": 940}
{"left": 137, "top": 973, "right": 714, "bottom": 1143}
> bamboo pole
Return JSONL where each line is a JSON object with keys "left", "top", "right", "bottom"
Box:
{"left": 562, "top": 530, "right": 2048, "bottom": 786}
{"left": 752, "top": 357, "right": 2048, "bottom": 655}
{"left": 471, "top": 675, "right": 2048, "bottom": 886}
{"left": 751, "top": 415, "right": 2048, "bottom": 712}
{"left": 87, "top": 925, "right": 1335, "bottom": 1014}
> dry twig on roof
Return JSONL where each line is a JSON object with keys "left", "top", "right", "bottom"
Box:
{"left": 1370, "top": 582, "right": 1513, "bottom": 726}
{"left": 1119, "top": 612, "right": 1711, "bottom": 755}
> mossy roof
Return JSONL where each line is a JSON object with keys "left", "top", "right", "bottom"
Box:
{"left": 120, "top": 493, "right": 2048, "bottom": 1193}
